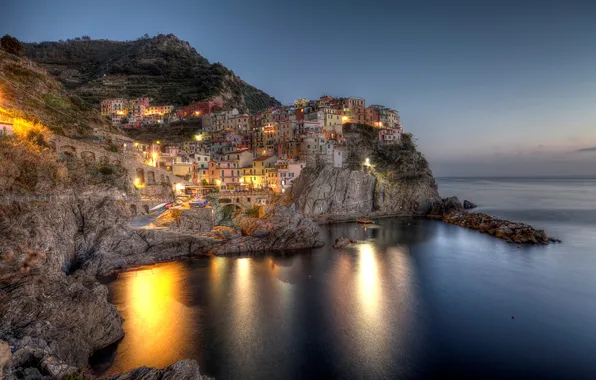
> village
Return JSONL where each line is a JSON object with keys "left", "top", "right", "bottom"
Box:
{"left": 100, "top": 94, "right": 404, "bottom": 195}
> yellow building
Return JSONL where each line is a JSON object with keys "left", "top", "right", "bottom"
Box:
{"left": 242, "top": 155, "right": 277, "bottom": 189}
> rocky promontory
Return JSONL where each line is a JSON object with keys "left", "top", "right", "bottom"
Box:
{"left": 425, "top": 197, "right": 559, "bottom": 244}
{"left": 291, "top": 127, "right": 440, "bottom": 221}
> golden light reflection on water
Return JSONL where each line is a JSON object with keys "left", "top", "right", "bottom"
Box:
{"left": 112, "top": 262, "right": 192, "bottom": 373}
{"left": 358, "top": 243, "right": 380, "bottom": 313}
{"left": 232, "top": 258, "right": 256, "bottom": 343}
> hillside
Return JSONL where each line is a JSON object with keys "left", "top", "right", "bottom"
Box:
{"left": 0, "top": 48, "right": 112, "bottom": 137}
{"left": 23, "top": 34, "right": 282, "bottom": 113}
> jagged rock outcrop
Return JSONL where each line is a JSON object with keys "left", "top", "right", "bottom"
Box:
{"left": 463, "top": 200, "right": 477, "bottom": 209}
{"left": 108, "top": 359, "right": 212, "bottom": 380}
{"left": 291, "top": 128, "right": 440, "bottom": 221}
{"left": 424, "top": 196, "right": 464, "bottom": 218}
{"left": 210, "top": 205, "right": 323, "bottom": 255}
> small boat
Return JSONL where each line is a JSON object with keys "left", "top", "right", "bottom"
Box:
{"left": 357, "top": 218, "right": 374, "bottom": 224}
{"left": 189, "top": 196, "right": 208, "bottom": 208}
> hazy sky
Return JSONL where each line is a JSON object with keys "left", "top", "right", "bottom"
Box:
{"left": 3, "top": 0, "right": 596, "bottom": 176}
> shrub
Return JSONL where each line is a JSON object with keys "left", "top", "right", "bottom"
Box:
{"left": 1, "top": 35, "right": 24, "bottom": 56}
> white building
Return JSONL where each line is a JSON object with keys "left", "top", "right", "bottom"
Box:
{"left": 378, "top": 128, "right": 401, "bottom": 145}
{"left": 333, "top": 145, "right": 348, "bottom": 168}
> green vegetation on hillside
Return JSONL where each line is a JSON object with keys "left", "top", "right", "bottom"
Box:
{"left": 23, "top": 34, "right": 281, "bottom": 112}
{"left": 0, "top": 47, "right": 109, "bottom": 136}
{"left": 346, "top": 124, "right": 433, "bottom": 181}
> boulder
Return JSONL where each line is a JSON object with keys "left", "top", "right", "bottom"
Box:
{"left": 333, "top": 237, "right": 356, "bottom": 249}
{"left": 463, "top": 200, "right": 477, "bottom": 209}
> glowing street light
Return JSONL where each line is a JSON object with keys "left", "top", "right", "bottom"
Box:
{"left": 364, "top": 158, "right": 370, "bottom": 167}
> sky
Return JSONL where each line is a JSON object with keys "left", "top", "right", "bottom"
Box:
{"left": 3, "top": 0, "right": 596, "bottom": 176}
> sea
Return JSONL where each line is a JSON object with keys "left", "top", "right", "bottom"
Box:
{"left": 92, "top": 177, "right": 596, "bottom": 379}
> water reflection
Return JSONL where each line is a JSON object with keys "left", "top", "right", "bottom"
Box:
{"left": 111, "top": 262, "right": 194, "bottom": 374}
{"left": 357, "top": 243, "right": 380, "bottom": 313}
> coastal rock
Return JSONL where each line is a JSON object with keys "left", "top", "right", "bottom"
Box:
{"left": 425, "top": 196, "right": 464, "bottom": 218}
{"left": 108, "top": 359, "right": 212, "bottom": 380}
{"left": 333, "top": 237, "right": 356, "bottom": 249}
{"left": 0, "top": 271, "right": 124, "bottom": 369}
{"left": 441, "top": 212, "right": 557, "bottom": 244}
{"left": 291, "top": 131, "right": 440, "bottom": 221}
{"left": 211, "top": 206, "right": 324, "bottom": 255}
{"left": 463, "top": 200, "right": 477, "bottom": 209}
{"left": 154, "top": 208, "right": 213, "bottom": 234}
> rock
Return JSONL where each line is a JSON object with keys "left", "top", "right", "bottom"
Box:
{"left": 0, "top": 340, "right": 11, "bottom": 379}
{"left": 463, "top": 200, "right": 477, "bottom": 209}
{"left": 0, "top": 272, "right": 124, "bottom": 369}
{"left": 211, "top": 206, "right": 323, "bottom": 255}
{"left": 425, "top": 196, "right": 464, "bottom": 218}
{"left": 108, "top": 359, "right": 212, "bottom": 380}
{"left": 291, "top": 132, "right": 440, "bottom": 221}
{"left": 252, "top": 229, "right": 269, "bottom": 238}
{"left": 436, "top": 211, "right": 557, "bottom": 245}
{"left": 332, "top": 237, "right": 356, "bottom": 249}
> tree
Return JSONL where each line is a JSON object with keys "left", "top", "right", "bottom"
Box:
{"left": 1, "top": 35, "right": 24, "bottom": 57}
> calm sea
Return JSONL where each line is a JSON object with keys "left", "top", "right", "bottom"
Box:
{"left": 93, "top": 177, "right": 596, "bottom": 379}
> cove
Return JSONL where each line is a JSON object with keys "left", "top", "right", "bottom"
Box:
{"left": 92, "top": 218, "right": 596, "bottom": 380}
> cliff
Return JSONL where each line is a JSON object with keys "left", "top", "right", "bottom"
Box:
{"left": 23, "top": 34, "right": 281, "bottom": 113}
{"left": 291, "top": 125, "right": 440, "bottom": 221}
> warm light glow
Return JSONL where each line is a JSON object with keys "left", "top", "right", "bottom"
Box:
{"left": 342, "top": 116, "right": 348, "bottom": 122}
{"left": 134, "top": 177, "right": 145, "bottom": 189}
{"left": 117, "top": 263, "right": 191, "bottom": 372}
{"left": 156, "top": 141, "right": 161, "bottom": 144}
{"left": 175, "top": 183, "right": 185, "bottom": 193}
{"left": 364, "top": 158, "right": 370, "bottom": 167}
{"left": 194, "top": 111, "right": 200, "bottom": 116}
{"left": 216, "top": 179, "right": 221, "bottom": 186}
{"left": 194, "top": 134, "right": 202, "bottom": 141}
{"left": 152, "top": 152, "right": 158, "bottom": 160}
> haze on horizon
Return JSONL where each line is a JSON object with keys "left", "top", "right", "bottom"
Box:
{"left": 3, "top": 0, "right": 596, "bottom": 176}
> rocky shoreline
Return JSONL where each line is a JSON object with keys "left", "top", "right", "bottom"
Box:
{"left": 0, "top": 192, "right": 322, "bottom": 379}
{"left": 441, "top": 212, "right": 560, "bottom": 244}
{"left": 0, "top": 190, "right": 558, "bottom": 379}
{"left": 426, "top": 196, "right": 559, "bottom": 244}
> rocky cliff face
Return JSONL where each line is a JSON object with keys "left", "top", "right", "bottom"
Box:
{"left": 24, "top": 34, "right": 281, "bottom": 113}
{"left": 291, "top": 126, "right": 440, "bottom": 221}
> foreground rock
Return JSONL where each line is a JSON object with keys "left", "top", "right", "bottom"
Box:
{"left": 0, "top": 187, "right": 322, "bottom": 378}
{"left": 108, "top": 359, "right": 212, "bottom": 380}
{"left": 443, "top": 212, "right": 559, "bottom": 244}
{"left": 0, "top": 272, "right": 123, "bottom": 378}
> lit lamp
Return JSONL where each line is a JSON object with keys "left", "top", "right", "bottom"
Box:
{"left": 364, "top": 158, "right": 370, "bottom": 167}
